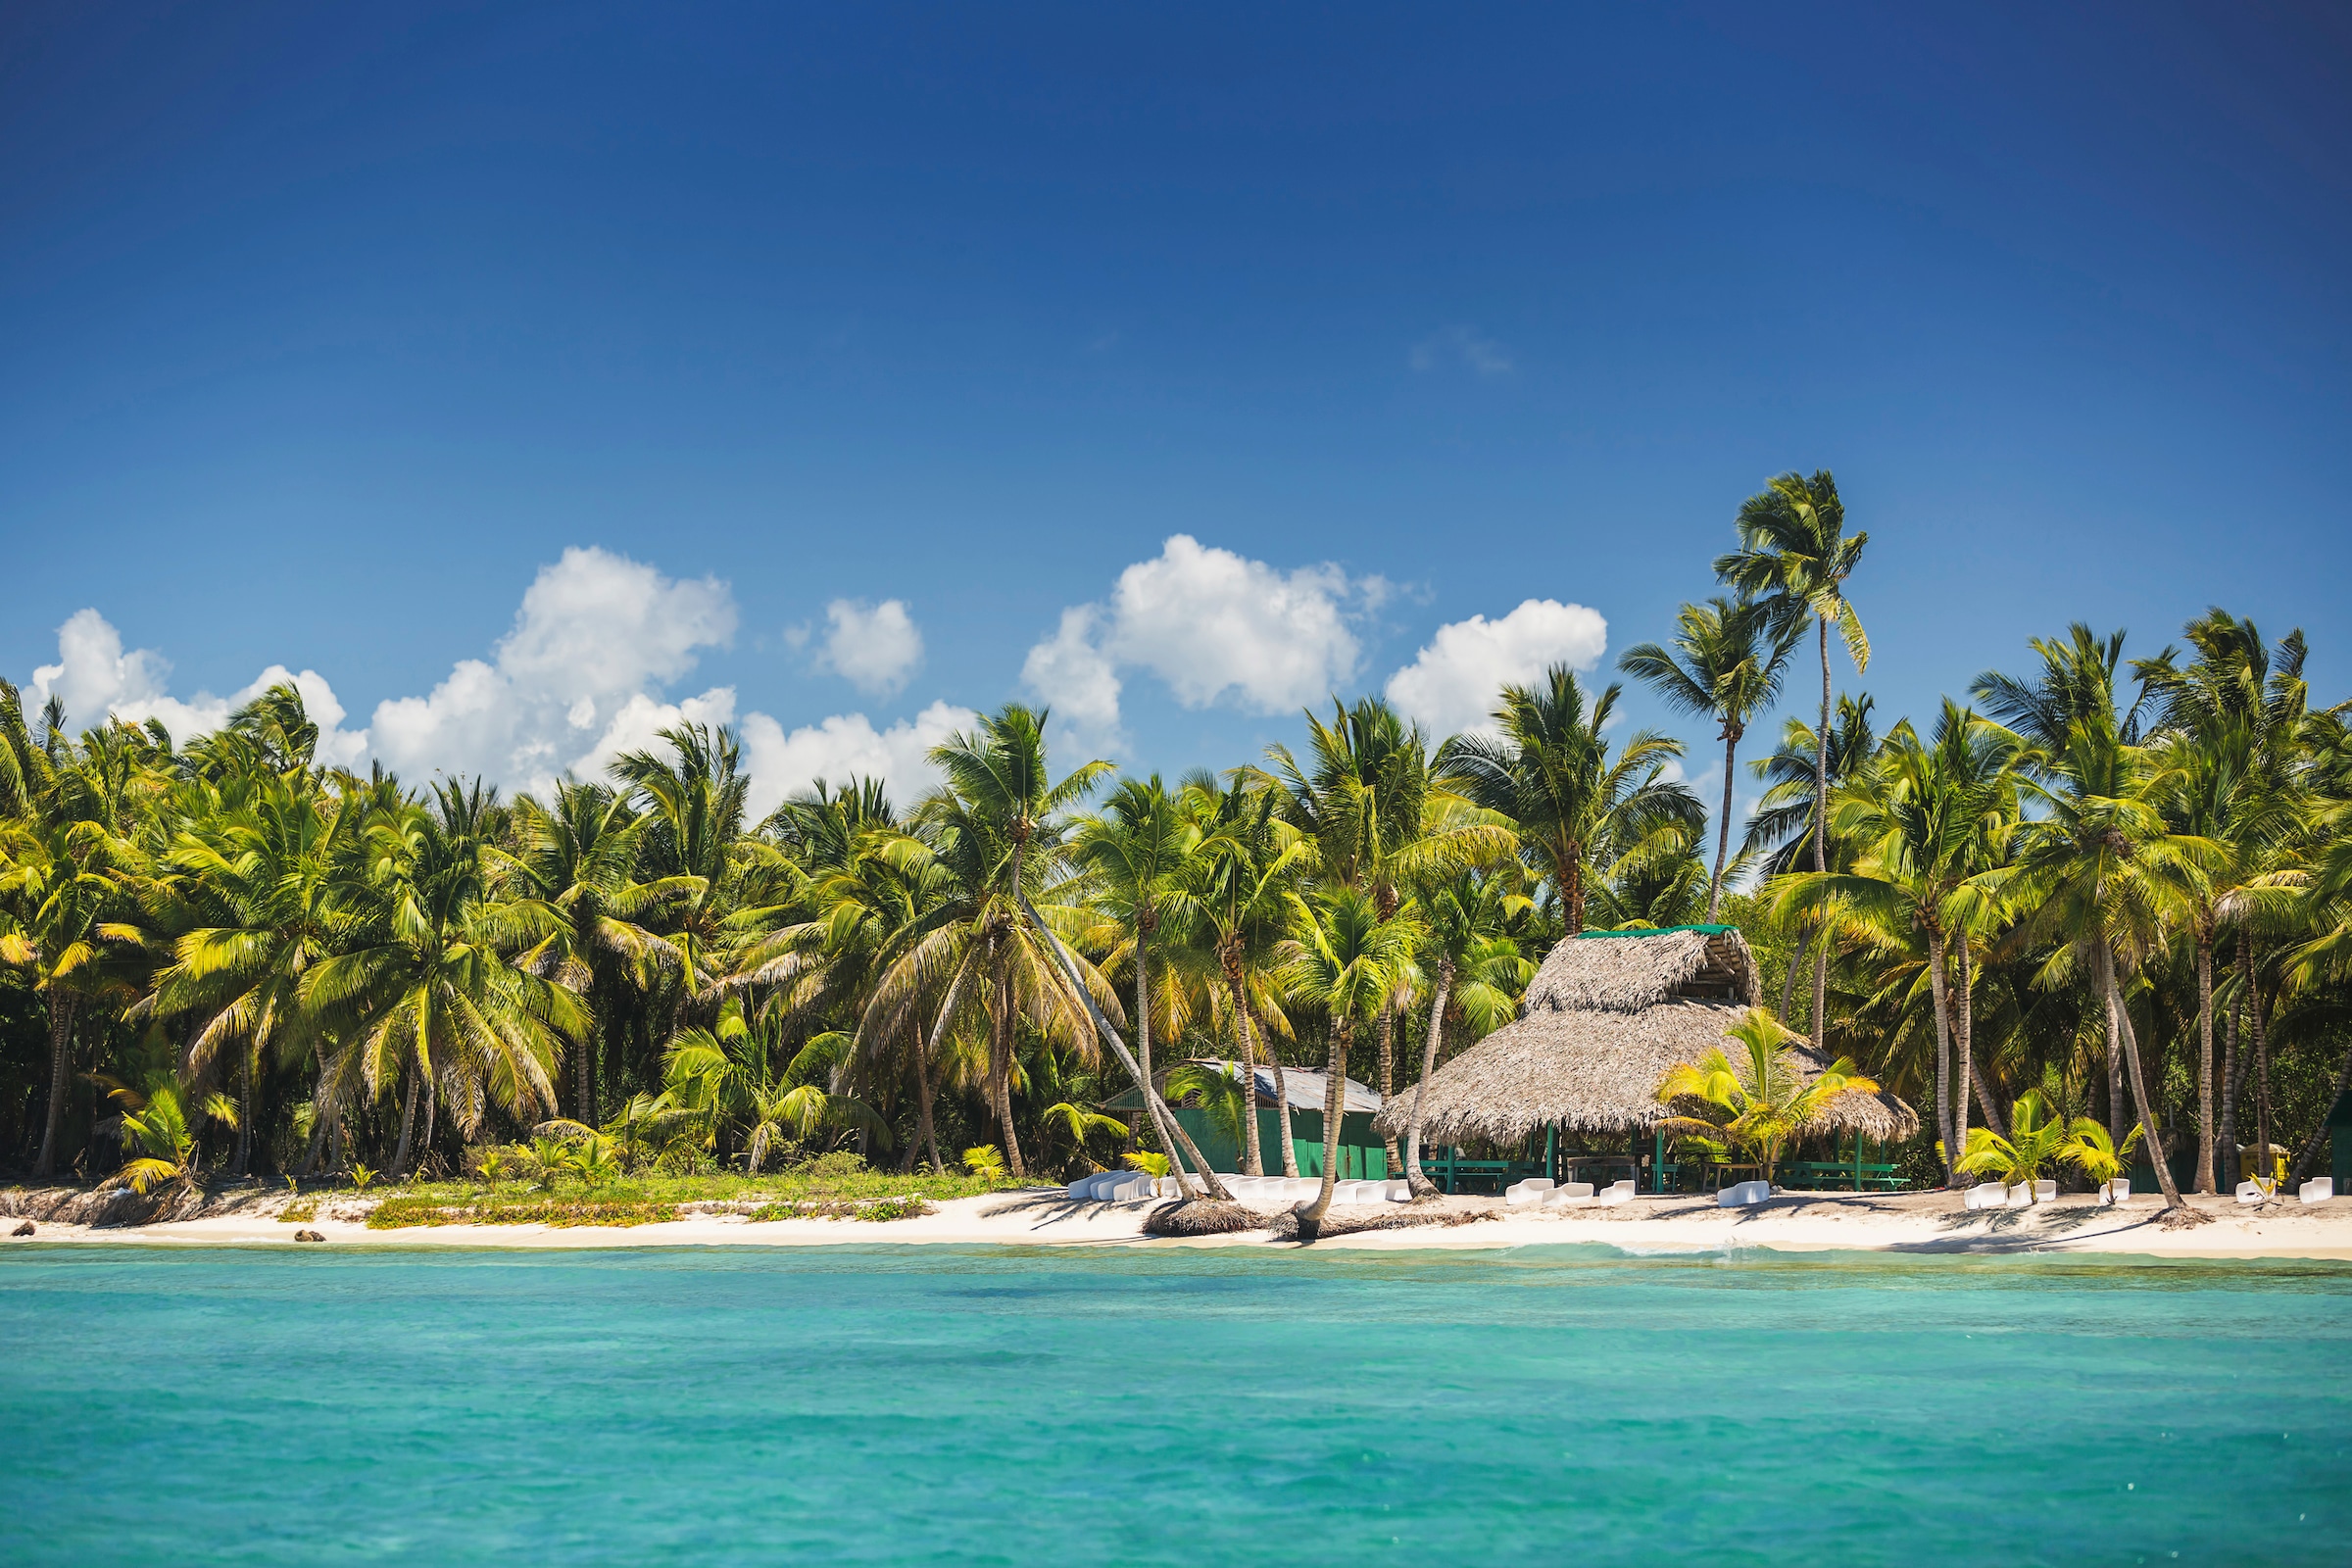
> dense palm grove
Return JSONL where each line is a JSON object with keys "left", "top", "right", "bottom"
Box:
{"left": 5, "top": 471, "right": 2349, "bottom": 1205}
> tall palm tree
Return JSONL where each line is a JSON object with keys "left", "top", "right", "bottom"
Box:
{"left": 1071, "top": 775, "right": 1202, "bottom": 1162}
{"left": 1717, "top": 469, "right": 1870, "bottom": 1044}
{"left": 500, "top": 781, "right": 688, "bottom": 1126}
{"left": 1446, "top": 667, "right": 1701, "bottom": 934}
{"left": 1774, "top": 703, "right": 2017, "bottom": 1183}
{"left": 1188, "top": 773, "right": 1312, "bottom": 1176}
{"left": 2001, "top": 706, "right": 2213, "bottom": 1207}
{"left": 1263, "top": 698, "right": 1510, "bottom": 1170}
{"left": 1742, "top": 695, "right": 1881, "bottom": 1026}
{"left": 877, "top": 705, "right": 1112, "bottom": 1179}
{"left": 1278, "top": 886, "right": 1418, "bottom": 1238}
{"left": 1619, "top": 597, "right": 1800, "bottom": 920}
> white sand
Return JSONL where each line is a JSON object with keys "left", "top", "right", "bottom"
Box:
{"left": 12, "top": 1188, "right": 2352, "bottom": 1258}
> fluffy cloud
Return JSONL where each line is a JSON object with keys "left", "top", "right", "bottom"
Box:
{"left": 740, "top": 700, "right": 977, "bottom": 819}
{"left": 368, "top": 547, "right": 739, "bottom": 793}
{"left": 26, "top": 609, "right": 368, "bottom": 766}
{"left": 19, "top": 547, "right": 967, "bottom": 812}
{"left": 803, "top": 598, "right": 924, "bottom": 696}
{"left": 1022, "top": 535, "right": 1384, "bottom": 749}
{"left": 1384, "top": 598, "right": 1608, "bottom": 737}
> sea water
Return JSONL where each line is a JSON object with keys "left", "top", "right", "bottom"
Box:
{"left": 2, "top": 1244, "right": 2347, "bottom": 1565}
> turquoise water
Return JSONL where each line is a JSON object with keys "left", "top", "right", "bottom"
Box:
{"left": 3, "top": 1245, "right": 2349, "bottom": 1565}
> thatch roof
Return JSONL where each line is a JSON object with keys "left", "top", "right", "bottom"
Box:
{"left": 1375, "top": 927, "right": 1918, "bottom": 1147}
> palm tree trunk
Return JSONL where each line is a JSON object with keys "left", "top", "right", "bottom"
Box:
{"left": 34, "top": 994, "right": 74, "bottom": 1178}
{"left": 1958, "top": 944, "right": 2005, "bottom": 1140}
{"left": 988, "top": 931, "right": 1026, "bottom": 1179}
{"left": 1404, "top": 958, "right": 1453, "bottom": 1199}
{"left": 2100, "top": 942, "right": 2180, "bottom": 1206}
{"left": 1707, "top": 728, "right": 1740, "bottom": 922}
{"left": 1926, "top": 928, "right": 1955, "bottom": 1185}
{"left": 389, "top": 1059, "right": 421, "bottom": 1178}
{"left": 1779, "top": 923, "right": 1811, "bottom": 1025}
{"left": 231, "top": 1048, "right": 255, "bottom": 1177}
{"left": 1298, "top": 1021, "right": 1350, "bottom": 1240}
{"left": 2222, "top": 980, "right": 2242, "bottom": 1186}
{"left": 1375, "top": 1002, "right": 1401, "bottom": 1176}
{"left": 1135, "top": 922, "right": 1165, "bottom": 1161}
{"left": 1229, "top": 950, "right": 1297, "bottom": 1176}
{"left": 921, "top": 962, "right": 969, "bottom": 1176}
{"left": 2252, "top": 947, "right": 2275, "bottom": 1191}
{"left": 1950, "top": 943, "right": 1972, "bottom": 1155}
{"left": 420, "top": 1068, "right": 439, "bottom": 1180}
{"left": 1019, "top": 894, "right": 1229, "bottom": 1200}
{"left": 911, "top": 1019, "right": 942, "bottom": 1175}
{"left": 2105, "top": 967, "right": 2127, "bottom": 1149}
{"left": 1235, "top": 980, "right": 1264, "bottom": 1178}
{"left": 2195, "top": 931, "right": 2217, "bottom": 1194}
{"left": 1811, "top": 612, "right": 1832, "bottom": 1043}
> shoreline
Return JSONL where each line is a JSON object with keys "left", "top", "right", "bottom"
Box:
{"left": 10, "top": 1187, "right": 2352, "bottom": 1260}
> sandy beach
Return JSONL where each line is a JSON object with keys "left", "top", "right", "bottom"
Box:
{"left": 10, "top": 1186, "right": 2352, "bottom": 1259}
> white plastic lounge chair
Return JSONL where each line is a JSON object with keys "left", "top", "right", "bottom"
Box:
{"left": 2235, "top": 1180, "right": 2268, "bottom": 1204}
{"left": 1382, "top": 1180, "right": 1410, "bottom": 1202}
{"left": 2033, "top": 1179, "right": 2058, "bottom": 1204}
{"left": 1965, "top": 1182, "right": 2007, "bottom": 1210}
{"left": 2300, "top": 1178, "right": 2334, "bottom": 1203}
{"left": 1066, "top": 1177, "right": 1096, "bottom": 1200}
{"left": 1596, "top": 1179, "right": 1637, "bottom": 1207}
{"left": 1542, "top": 1182, "right": 1595, "bottom": 1207}
{"left": 1504, "top": 1179, "right": 1554, "bottom": 1206}
{"left": 1716, "top": 1179, "right": 1771, "bottom": 1207}
{"left": 2106, "top": 1178, "right": 2131, "bottom": 1202}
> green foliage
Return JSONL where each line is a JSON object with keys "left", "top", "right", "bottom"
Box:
{"left": 961, "top": 1145, "right": 1006, "bottom": 1183}
{"left": 1121, "top": 1150, "right": 1170, "bottom": 1176}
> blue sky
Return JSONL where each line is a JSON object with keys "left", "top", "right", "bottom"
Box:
{"left": 3, "top": 2, "right": 2347, "bottom": 821}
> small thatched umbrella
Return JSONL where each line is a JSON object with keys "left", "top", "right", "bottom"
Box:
{"left": 1376, "top": 926, "right": 1916, "bottom": 1154}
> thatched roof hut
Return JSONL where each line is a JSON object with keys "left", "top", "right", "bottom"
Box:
{"left": 1374, "top": 926, "right": 1918, "bottom": 1149}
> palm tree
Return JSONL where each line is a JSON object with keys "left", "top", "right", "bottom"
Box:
{"left": 1773, "top": 703, "right": 2017, "bottom": 1183}
{"left": 1653, "top": 1007, "right": 1880, "bottom": 1185}
{"left": 1742, "top": 695, "right": 1881, "bottom": 1026}
{"left": 1071, "top": 775, "right": 1202, "bottom": 1164}
{"left": 1277, "top": 886, "right": 1418, "bottom": 1238}
{"left": 302, "top": 782, "right": 587, "bottom": 1177}
{"left": 1955, "top": 1090, "right": 2070, "bottom": 1200}
{"left": 1264, "top": 698, "right": 1509, "bottom": 1171}
{"left": 2000, "top": 699, "right": 2212, "bottom": 1207}
{"left": 1446, "top": 667, "right": 1701, "bottom": 934}
{"left": 1619, "top": 598, "right": 1800, "bottom": 920}
{"left": 1189, "top": 773, "right": 1313, "bottom": 1176}
{"left": 500, "top": 781, "right": 688, "bottom": 1127}
{"left": 1400, "top": 869, "right": 1533, "bottom": 1197}
{"left": 877, "top": 705, "right": 1111, "bottom": 1179}
{"left": 1717, "top": 469, "right": 1870, "bottom": 1044}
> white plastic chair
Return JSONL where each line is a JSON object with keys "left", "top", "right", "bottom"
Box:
{"left": 1382, "top": 1180, "right": 1410, "bottom": 1202}
{"left": 2235, "top": 1179, "right": 2269, "bottom": 1205}
{"left": 1542, "top": 1182, "right": 1595, "bottom": 1207}
{"left": 1596, "top": 1179, "right": 1638, "bottom": 1207}
{"left": 2033, "top": 1179, "right": 2058, "bottom": 1204}
{"left": 1716, "top": 1179, "right": 1771, "bottom": 1207}
{"left": 2300, "top": 1177, "right": 2334, "bottom": 1203}
{"left": 1504, "top": 1179, "right": 1553, "bottom": 1206}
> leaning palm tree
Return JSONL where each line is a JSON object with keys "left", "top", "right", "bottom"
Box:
{"left": 1717, "top": 469, "right": 1870, "bottom": 1042}
{"left": 1445, "top": 666, "right": 1702, "bottom": 934}
{"left": 1998, "top": 701, "right": 2213, "bottom": 1207}
{"left": 1619, "top": 597, "right": 1800, "bottom": 920}
{"left": 1277, "top": 886, "right": 1419, "bottom": 1239}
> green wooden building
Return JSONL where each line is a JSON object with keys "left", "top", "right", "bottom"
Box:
{"left": 1104, "top": 1062, "right": 1390, "bottom": 1180}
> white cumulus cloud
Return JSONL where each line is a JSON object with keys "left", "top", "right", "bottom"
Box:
{"left": 1409, "top": 324, "right": 1513, "bottom": 376}
{"left": 740, "top": 700, "right": 977, "bottom": 820}
{"left": 1022, "top": 535, "right": 1384, "bottom": 751}
{"left": 368, "top": 547, "right": 739, "bottom": 794}
{"left": 19, "top": 548, "right": 974, "bottom": 813}
{"left": 804, "top": 598, "right": 924, "bottom": 696}
{"left": 26, "top": 608, "right": 368, "bottom": 767}
{"left": 1384, "top": 598, "right": 1608, "bottom": 738}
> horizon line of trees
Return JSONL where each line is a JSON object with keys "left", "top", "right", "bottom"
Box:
{"left": 5, "top": 469, "right": 2349, "bottom": 1212}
